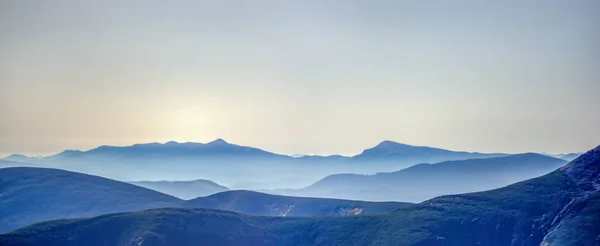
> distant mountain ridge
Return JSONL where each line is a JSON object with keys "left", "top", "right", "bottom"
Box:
{"left": 2, "top": 145, "right": 598, "bottom": 245}
{"left": 3, "top": 140, "right": 578, "bottom": 193}
{"left": 47, "top": 138, "right": 287, "bottom": 160}
{"left": 130, "top": 179, "right": 230, "bottom": 199}
{"left": 3, "top": 139, "right": 506, "bottom": 162}
{"left": 1, "top": 154, "right": 39, "bottom": 163}
{"left": 1, "top": 139, "right": 516, "bottom": 188}
{"left": 351, "top": 140, "right": 507, "bottom": 163}
{"left": 4, "top": 140, "right": 582, "bottom": 164}
{"left": 559, "top": 152, "right": 583, "bottom": 161}
{"left": 282, "top": 153, "right": 568, "bottom": 202}
{"left": 541, "top": 152, "right": 583, "bottom": 161}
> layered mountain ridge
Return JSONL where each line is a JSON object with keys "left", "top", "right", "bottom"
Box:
{"left": 0, "top": 167, "right": 409, "bottom": 233}
{"left": 278, "top": 153, "right": 567, "bottom": 202}
{"left": 4, "top": 139, "right": 506, "bottom": 163}
{"left": 1, "top": 145, "right": 598, "bottom": 245}
{"left": 1, "top": 139, "right": 511, "bottom": 189}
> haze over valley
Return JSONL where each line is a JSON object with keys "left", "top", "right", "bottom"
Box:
{"left": 1, "top": 139, "right": 580, "bottom": 202}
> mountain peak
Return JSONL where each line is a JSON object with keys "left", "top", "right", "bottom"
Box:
{"left": 5, "top": 154, "right": 28, "bottom": 159}
{"left": 372, "top": 140, "right": 415, "bottom": 149}
{"left": 2, "top": 154, "right": 32, "bottom": 161}
{"left": 59, "top": 149, "right": 84, "bottom": 155}
{"left": 7, "top": 154, "right": 27, "bottom": 158}
{"left": 207, "top": 138, "right": 228, "bottom": 145}
{"left": 376, "top": 140, "right": 403, "bottom": 146}
{"left": 561, "top": 145, "right": 600, "bottom": 192}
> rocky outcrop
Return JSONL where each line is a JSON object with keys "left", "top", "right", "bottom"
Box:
{"left": 541, "top": 145, "right": 600, "bottom": 245}
{"left": 561, "top": 145, "right": 600, "bottom": 193}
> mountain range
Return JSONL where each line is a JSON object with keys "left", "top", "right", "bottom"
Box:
{"left": 0, "top": 139, "right": 509, "bottom": 189}
{"left": 0, "top": 167, "right": 409, "bottom": 233}
{"left": 47, "top": 139, "right": 285, "bottom": 160}
{"left": 2, "top": 139, "right": 583, "bottom": 167}
{"left": 2, "top": 140, "right": 578, "bottom": 200}
{"left": 2, "top": 145, "right": 598, "bottom": 245}
{"left": 281, "top": 153, "right": 567, "bottom": 202}
{"left": 351, "top": 140, "right": 506, "bottom": 163}
{"left": 5, "top": 139, "right": 505, "bottom": 162}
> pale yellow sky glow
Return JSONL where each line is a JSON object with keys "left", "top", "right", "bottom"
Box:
{"left": 1, "top": 1, "right": 599, "bottom": 157}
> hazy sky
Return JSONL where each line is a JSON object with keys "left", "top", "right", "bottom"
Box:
{"left": 1, "top": 0, "right": 599, "bottom": 157}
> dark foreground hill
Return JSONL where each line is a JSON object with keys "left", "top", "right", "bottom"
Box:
{"left": 0, "top": 167, "right": 405, "bottom": 233}
{"left": 186, "top": 190, "right": 408, "bottom": 216}
{"left": 2, "top": 145, "right": 598, "bottom": 245}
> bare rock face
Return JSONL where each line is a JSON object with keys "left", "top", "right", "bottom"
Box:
{"left": 338, "top": 208, "right": 363, "bottom": 215}
{"left": 541, "top": 145, "right": 600, "bottom": 246}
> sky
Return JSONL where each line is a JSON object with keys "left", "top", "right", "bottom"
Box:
{"left": 0, "top": 0, "right": 599, "bottom": 157}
